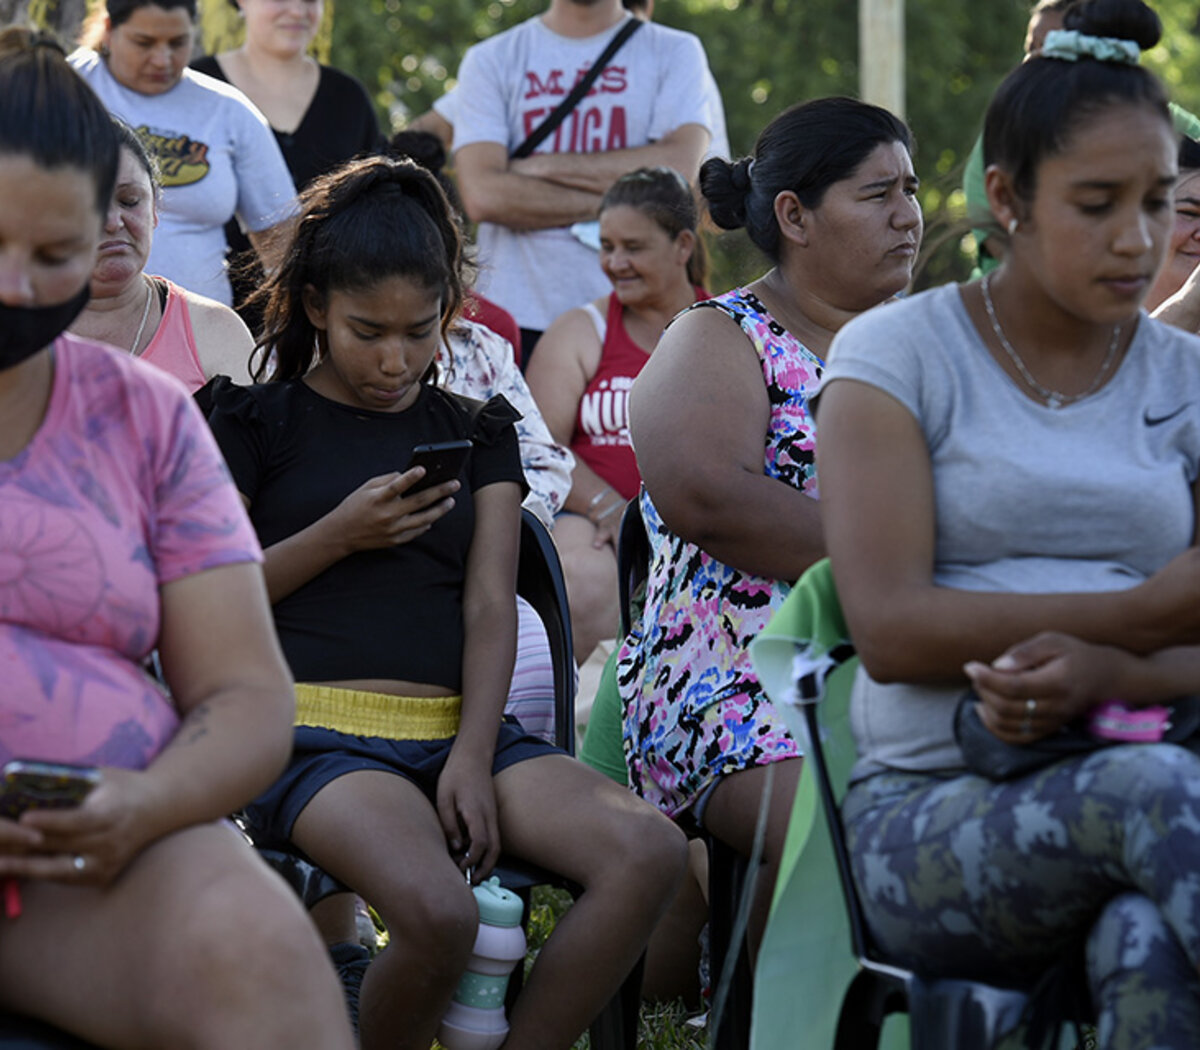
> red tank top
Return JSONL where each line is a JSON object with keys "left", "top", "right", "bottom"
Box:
{"left": 571, "top": 289, "right": 707, "bottom": 501}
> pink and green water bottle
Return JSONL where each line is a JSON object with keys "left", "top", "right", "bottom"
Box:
{"left": 437, "top": 877, "right": 527, "bottom": 1050}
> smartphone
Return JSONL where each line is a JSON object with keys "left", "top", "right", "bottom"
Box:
{"left": 404, "top": 440, "right": 472, "bottom": 496}
{"left": 0, "top": 760, "right": 101, "bottom": 820}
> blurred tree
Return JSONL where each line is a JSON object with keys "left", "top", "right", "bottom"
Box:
{"left": 6, "top": 0, "right": 1199, "bottom": 290}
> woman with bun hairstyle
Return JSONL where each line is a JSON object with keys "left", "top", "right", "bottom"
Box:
{"left": 615, "top": 97, "right": 921, "bottom": 946}
{"left": 0, "top": 28, "right": 353, "bottom": 1048}
{"left": 206, "top": 154, "right": 687, "bottom": 1050}
{"left": 71, "top": 0, "right": 297, "bottom": 307}
{"left": 818, "top": 0, "right": 1200, "bottom": 1040}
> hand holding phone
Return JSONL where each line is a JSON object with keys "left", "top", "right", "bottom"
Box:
{"left": 403, "top": 440, "right": 472, "bottom": 496}
{"left": 0, "top": 760, "right": 101, "bottom": 821}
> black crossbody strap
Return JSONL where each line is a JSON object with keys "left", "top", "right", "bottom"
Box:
{"left": 510, "top": 18, "right": 643, "bottom": 160}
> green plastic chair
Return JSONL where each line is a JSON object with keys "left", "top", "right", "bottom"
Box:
{"left": 749, "top": 559, "right": 1039, "bottom": 1050}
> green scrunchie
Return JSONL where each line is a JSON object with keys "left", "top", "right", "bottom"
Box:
{"left": 1039, "top": 28, "right": 1140, "bottom": 65}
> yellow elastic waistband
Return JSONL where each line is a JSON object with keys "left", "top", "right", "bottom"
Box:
{"left": 295, "top": 684, "right": 461, "bottom": 741}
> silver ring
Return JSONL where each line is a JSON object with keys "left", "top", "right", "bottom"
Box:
{"left": 72, "top": 854, "right": 86, "bottom": 873}
{"left": 1025, "top": 698, "right": 1037, "bottom": 714}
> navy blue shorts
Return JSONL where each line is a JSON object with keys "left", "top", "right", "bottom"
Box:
{"left": 245, "top": 718, "right": 562, "bottom": 845}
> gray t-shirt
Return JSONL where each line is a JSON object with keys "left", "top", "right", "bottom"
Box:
{"left": 72, "top": 50, "right": 296, "bottom": 306}
{"left": 452, "top": 15, "right": 714, "bottom": 331}
{"left": 821, "top": 283, "right": 1200, "bottom": 778}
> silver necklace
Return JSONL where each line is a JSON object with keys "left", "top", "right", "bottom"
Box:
{"left": 980, "top": 273, "right": 1120, "bottom": 410}
{"left": 128, "top": 277, "right": 154, "bottom": 357}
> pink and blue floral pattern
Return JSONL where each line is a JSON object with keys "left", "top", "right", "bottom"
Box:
{"left": 616, "top": 289, "right": 821, "bottom": 817}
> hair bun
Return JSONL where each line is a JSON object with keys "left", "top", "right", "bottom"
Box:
{"left": 1064, "top": 0, "right": 1162, "bottom": 52}
{"left": 730, "top": 157, "right": 754, "bottom": 192}
{"left": 699, "top": 156, "right": 750, "bottom": 231}
{"left": 388, "top": 129, "right": 447, "bottom": 177}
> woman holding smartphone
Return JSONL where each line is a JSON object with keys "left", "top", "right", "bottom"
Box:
{"left": 206, "top": 154, "right": 686, "bottom": 1050}
{"left": 0, "top": 28, "right": 353, "bottom": 1048}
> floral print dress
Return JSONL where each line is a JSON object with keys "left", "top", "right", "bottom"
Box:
{"left": 615, "top": 288, "right": 823, "bottom": 817}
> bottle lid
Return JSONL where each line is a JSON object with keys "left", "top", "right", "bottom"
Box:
{"left": 473, "top": 876, "right": 523, "bottom": 927}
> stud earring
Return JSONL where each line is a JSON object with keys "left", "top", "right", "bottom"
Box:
{"left": 1007, "top": 217, "right": 1019, "bottom": 236}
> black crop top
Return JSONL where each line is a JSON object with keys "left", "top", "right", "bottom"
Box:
{"left": 207, "top": 379, "right": 526, "bottom": 689}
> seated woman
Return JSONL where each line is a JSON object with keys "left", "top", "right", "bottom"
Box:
{"left": 526, "top": 167, "right": 708, "bottom": 663}
{"left": 0, "top": 29, "right": 353, "bottom": 1049}
{"left": 817, "top": 0, "right": 1200, "bottom": 1042}
{"left": 69, "top": 117, "right": 256, "bottom": 391}
{"left": 206, "top": 154, "right": 687, "bottom": 1050}
{"left": 616, "top": 97, "right": 922, "bottom": 952}
{"left": 1145, "top": 135, "right": 1200, "bottom": 312}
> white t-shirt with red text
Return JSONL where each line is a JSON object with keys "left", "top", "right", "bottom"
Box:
{"left": 453, "top": 15, "right": 714, "bottom": 332}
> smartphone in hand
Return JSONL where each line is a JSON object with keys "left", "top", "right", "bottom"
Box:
{"left": 404, "top": 440, "right": 472, "bottom": 496}
{"left": 0, "top": 760, "right": 101, "bottom": 820}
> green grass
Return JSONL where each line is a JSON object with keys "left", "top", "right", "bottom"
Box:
{"left": 524, "top": 887, "right": 1101, "bottom": 1050}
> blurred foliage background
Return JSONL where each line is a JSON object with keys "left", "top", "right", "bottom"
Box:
{"left": 8, "top": 0, "right": 1200, "bottom": 291}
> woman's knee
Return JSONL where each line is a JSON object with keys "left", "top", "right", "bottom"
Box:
{"left": 376, "top": 874, "right": 479, "bottom": 965}
{"left": 588, "top": 799, "right": 689, "bottom": 899}
{"left": 1088, "top": 892, "right": 1200, "bottom": 1050}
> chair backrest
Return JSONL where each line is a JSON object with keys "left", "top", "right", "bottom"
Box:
{"left": 516, "top": 508, "right": 576, "bottom": 753}
{"left": 751, "top": 560, "right": 873, "bottom": 959}
{"left": 616, "top": 498, "right": 650, "bottom": 638}
{"left": 747, "top": 560, "right": 886, "bottom": 1049}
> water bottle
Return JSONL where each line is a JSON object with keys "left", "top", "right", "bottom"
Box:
{"left": 437, "top": 877, "right": 527, "bottom": 1050}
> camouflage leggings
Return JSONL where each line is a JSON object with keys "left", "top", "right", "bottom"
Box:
{"left": 843, "top": 745, "right": 1200, "bottom": 1050}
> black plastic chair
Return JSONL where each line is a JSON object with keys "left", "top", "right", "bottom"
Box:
{"left": 751, "top": 560, "right": 1077, "bottom": 1050}
{"left": 616, "top": 497, "right": 754, "bottom": 1050}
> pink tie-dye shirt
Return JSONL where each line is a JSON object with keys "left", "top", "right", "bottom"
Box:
{"left": 0, "top": 335, "right": 261, "bottom": 770}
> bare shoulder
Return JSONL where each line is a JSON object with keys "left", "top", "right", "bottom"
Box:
{"left": 640, "top": 302, "right": 757, "bottom": 388}
{"left": 181, "top": 288, "right": 256, "bottom": 384}
{"left": 530, "top": 305, "right": 604, "bottom": 374}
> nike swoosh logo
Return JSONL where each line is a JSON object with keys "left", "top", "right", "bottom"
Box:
{"left": 1144, "top": 404, "right": 1190, "bottom": 427}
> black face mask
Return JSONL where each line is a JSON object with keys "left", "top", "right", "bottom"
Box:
{"left": 0, "top": 284, "right": 91, "bottom": 372}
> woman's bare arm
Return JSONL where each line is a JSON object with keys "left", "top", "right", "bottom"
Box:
{"left": 817, "top": 378, "right": 1200, "bottom": 684}
{"left": 630, "top": 307, "right": 824, "bottom": 582}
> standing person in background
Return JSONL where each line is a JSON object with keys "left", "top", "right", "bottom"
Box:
{"left": 192, "top": 0, "right": 382, "bottom": 329}
{"left": 526, "top": 166, "right": 708, "bottom": 664}
{"left": 70, "top": 117, "right": 257, "bottom": 390}
{"left": 452, "top": 0, "right": 714, "bottom": 366}
{"left": 620, "top": 0, "right": 729, "bottom": 162}
{"left": 71, "top": 0, "right": 297, "bottom": 307}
